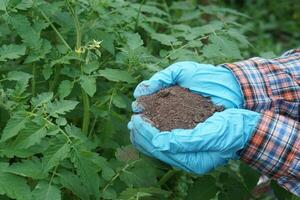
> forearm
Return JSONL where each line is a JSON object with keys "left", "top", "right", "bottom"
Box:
{"left": 240, "top": 111, "right": 300, "bottom": 196}
{"left": 221, "top": 48, "right": 300, "bottom": 120}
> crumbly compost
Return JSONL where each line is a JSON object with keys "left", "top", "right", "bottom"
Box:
{"left": 137, "top": 86, "right": 224, "bottom": 131}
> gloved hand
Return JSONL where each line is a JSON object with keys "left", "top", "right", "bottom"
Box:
{"left": 133, "top": 61, "right": 244, "bottom": 110}
{"left": 128, "top": 109, "right": 260, "bottom": 174}
{"left": 128, "top": 61, "right": 261, "bottom": 174}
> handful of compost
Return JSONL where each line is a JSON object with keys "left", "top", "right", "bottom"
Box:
{"left": 137, "top": 86, "right": 224, "bottom": 131}
{"left": 128, "top": 61, "right": 261, "bottom": 174}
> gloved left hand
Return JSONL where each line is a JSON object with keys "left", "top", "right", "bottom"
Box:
{"left": 128, "top": 108, "right": 260, "bottom": 174}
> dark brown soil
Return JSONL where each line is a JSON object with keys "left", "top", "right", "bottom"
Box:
{"left": 137, "top": 86, "right": 224, "bottom": 131}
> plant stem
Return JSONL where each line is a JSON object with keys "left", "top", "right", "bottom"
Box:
{"left": 102, "top": 160, "right": 140, "bottom": 193}
{"left": 81, "top": 90, "right": 90, "bottom": 135}
{"left": 39, "top": 9, "right": 72, "bottom": 51}
{"left": 49, "top": 65, "right": 61, "bottom": 92}
{"left": 66, "top": 0, "right": 81, "bottom": 50}
{"left": 158, "top": 169, "right": 179, "bottom": 186}
{"left": 65, "top": 0, "right": 90, "bottom": 135}
{"left": 134, "top": 0, "right": 146, "bottom": 31}
{"left": 31, "top": 65, "right": 36, "bottom": 96}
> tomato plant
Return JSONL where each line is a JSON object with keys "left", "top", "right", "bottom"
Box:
{"left": 0, "top": 0, "right": 298, "bottom": 199}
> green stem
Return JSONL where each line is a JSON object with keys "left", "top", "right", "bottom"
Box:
{"left": 31, "top": 65, "right": 36, "bottom": 96}
{"left": 65, "top": 0, "right": 90, "bottom": 135}
{"left": 39, "top": 9, "right": 72, "bottom": 51}
{"left": 66, "top": 0, "right": 81, "bottom": 50}
{"left": 134, "top": 0, "right": 146, "bottom": 31}
{"left": 81, "top": 90, "right": 90, "bottom": 135}
{"left": 49, "top": 65, "right": 61, "bottom": 92}
{"left": 158, "top": 169, "right": 179, "bottom": 186}
{"left": 102, "top": 160, "right": 140, "bottom": 193}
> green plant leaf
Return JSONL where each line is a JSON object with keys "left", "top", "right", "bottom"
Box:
{"left": 125, "top": 33, "right": 144, "bottom": 50}
{"left": 5, "top": 158, "right": 46, "bottom": 179}
{"left": 1, "top": 112, "right": 28, "bottom": 142}
{"left": 80, "top": 75, "right": 97, "bottom": 97}
{"left": 0, "top": 163, "right": 32, "bottom": 200}
{"left": 98, "top": 68, "right": 135, "bottom": 83}
{"left": 115, "top": 145, "right": 139, "bottom": 163}
{"left": 46, "top": 100, "right": 79, "bottom": 117}
{"left": 8, "top": 14, "right": 42, "bottom": 48}
{"left": 72, "top": 150, "right": 101, "bottom": 199}
{"left": 31, "top": 92, "right": 53, "bottom": 107}
{"left": 187, "top": 175, "right": 218, "bottom": 200}
{"left": 0, "top": 44, "right": 26, "bottom": 61}
{"left": 112, "top": 95, "right": 127, "bottom": 109}
{"left": 7, "top": 71, "right": 32, "bottom": 82}
{"left": 32, "top": 181, "right": 61, "bottom": 200}
{"left": 151, "top": 33, "right": 178, "bottom": 46}
{"left": 0, "top": 0, "right": 9, "bottom": 11}
{"left": 120, "top": 161, "right": 158, "bottom": 187}
{"left": 58, "top": 170, "right": 90, "bottom": 200}
{"left": 17, "top": 125, "right": 47, "bottom": 149}
{"left": 43, "top": 143, "right": 71, "bottom": 172}
{"left": 58, "top": 80, "right": 73, "bottom": 99}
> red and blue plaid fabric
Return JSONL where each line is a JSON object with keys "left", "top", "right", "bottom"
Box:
{"left": 222, "top": 49, "right": 300, "bottom": 196}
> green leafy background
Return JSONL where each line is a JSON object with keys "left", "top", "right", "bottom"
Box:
{"left": 0, "top": 0, "right": 299, "bottom": 199}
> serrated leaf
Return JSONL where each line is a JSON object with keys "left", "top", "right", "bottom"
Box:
{"left": 43, "top": 143, "right": 70, "bottom": 172}
{"left": 55, "top": 117, "right": 67, "bottom": 126}
{"left": 1, "top": 112, "right": 28, "bottom": 142}
{"left": 58, "top": 170, "right": 89, "bottom": 200}
{"left": 17, "top": 125, "right": 47, "bottom": 149}
{"left": 32, "top": 181, "right": 61, "bottom": 200}
{"left": 125, "top": 33, "right": 144, "bottom": 50}
{"left": 151, "top": 33, "right": 178, "bottom": 46}
{"left": 7, "top": 71, "right": 32, "bottom": 82}
{"left": 5, "top": 158, "right": 46, "bottom": 179}
{"left": 0, "top": 166, "right": 32, "bottom": 200}
{"left": 24, "top": 39, "right": 52, "bottom": 63}
{"left": 31, "top": 92, "right": 53, "bottom": 107}
{"left": 0, "top": 0, "right": 9, "bottom": 11}
{"left": 80, "top": 75, "right": 96, "bottom": 97}
{"left": 120, "top": 161, "right": 158, "bottom": 187}
{"left": 83, "top": 61, "right": 100, "bottom": 74}
{"left": 46, "top": 100, "right": 79, "bottom": 117}
{"left": 112, "top": 95, "right": 127, "bottom": 109}
{"left": 97, "top": 31, "right": 115, "bottom": 55}
{"left": 58, "top": 80, "right": 73, "bottom": 99}
{"left": 8, "top": 15, "right": 42, "bottom": 48}
{"left": 227, "top": 29, "right": 250, "bottom": 47}
{"left": 98, "top": 68, "right": 135, "bottom": 83}
{"left": 0, "top": 44, "right": 26, "bottom": 61}
{"left": 115, "top": 145, "right": 139, "bottom": 162}
{"left": 72, "top": 151, "right": 101, "bottom": 199}
{"left": 16, "top": 0, "right": 33, "bottom": 10}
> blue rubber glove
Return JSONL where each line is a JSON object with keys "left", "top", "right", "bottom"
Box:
{"left": 133, "top": 61, "right": 244, "bottom": 110}
{"left": 128, "top": 109, "right": 260, "bottom": 174}
{"left": 129, "top": 61, "right": 261, "bottom": 174}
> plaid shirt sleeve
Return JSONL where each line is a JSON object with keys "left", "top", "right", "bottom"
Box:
{"left": 221, "top": 49, "right": 300, "bottom": 196}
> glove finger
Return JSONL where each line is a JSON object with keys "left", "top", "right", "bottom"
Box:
{"left": 130, "top": 119, "right": 227, "bottom": 175}
{"left": 152, "top": 108, "right": 260, "bottom": 153}
{"left": 151, "top": 112, "right": 227, "bottom": 153}
{"left": 131, "top": 100, "right": 144, "bottom": 113}
{"left": 133, "top": 63, "right": 184, "bottom": 98}
{"left": 130, "top": 125, "right": 191, "bottom": 171}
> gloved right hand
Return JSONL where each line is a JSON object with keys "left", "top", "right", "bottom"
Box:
{"left": 133, "top": 61, "right": 244, "bottom": 110}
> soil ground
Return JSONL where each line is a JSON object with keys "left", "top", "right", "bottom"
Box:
{"left": 137, "top": 86, "right": 224, "bottom": 131}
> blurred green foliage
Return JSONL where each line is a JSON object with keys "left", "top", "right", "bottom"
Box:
{"left": 0, "top": 0, "right": 298, "bottom": 199}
